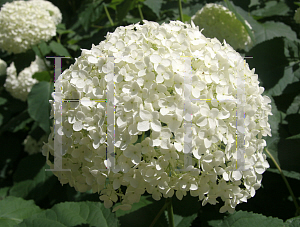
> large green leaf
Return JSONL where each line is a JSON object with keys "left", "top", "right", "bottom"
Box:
{"left": 79, "top": 0, "right": 103, "bottom": 31}
{"left": 217, "top": 211, "right": 284, "bottom": 227}
{"left": 172, "top": 213, "right": 198, "bottom": 227}
{"left": 32, "top": 41, "right": 51, "bottom": 58}
{"left": 32, "top": 71, "right": 52, "bottom": 82}
{"left": 18, "top": 201, "right": 119, "bottom": 227}
{"left": 27, "top": 81, "right": 53, "bottom": 134}
{"left": 255, "top": 22, "right": 297, "bottom": 45}
{"left": 144, "top": 0, "right": 163, "bottom": 18}
{"left": 49, "top": 41, "right": 71, "bottom": 57}
{"left": 251, "top": 1, "right": 289, "bottom": 18}
{"left": 0, "top": 196, "right": 42, "bottom": 227}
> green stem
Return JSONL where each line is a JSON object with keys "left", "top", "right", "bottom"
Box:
{"left": 149, "top": 201, "right": 168, "bottom": 227}
{"left": 36, "top": 45, "right": 51, "bottom": 73}
{"left": 104, "top": 3, "right": 114, "bottom": 26}
{"left": 138, "top": 3, "right": 144, "bottom": 21}
{"left": 265, "top": 148, "right": 300, "bottom": 216}
{"left": 142, "top": 131, "right": 145, "bottom": 141}
{"left": 178, "top": 0, "right": 183, "bottom": 22}
{"left": 166, "top": 198, "right": 175, "bottom": 227}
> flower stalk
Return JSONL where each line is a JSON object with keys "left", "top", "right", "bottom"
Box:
{"left": 138, "top": 3, "right": 144, "bottom": 21}
{"left": 166, "top": 198, "right": 175, "bottom": 227}
{"left": 265, "top": 148, "right": 300, "bottom": 216}
{"left": 104, "top": 3, "right": 114, "bottom": 26}
{"left": 178, "top": 0, "right": 183, "bottom": 22}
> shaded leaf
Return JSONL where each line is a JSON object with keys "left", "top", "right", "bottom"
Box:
{"left": 251, "top": 1, "right": 289, "bottom": 17}
{"left": 18, "top": 201, "right": 119, "bottom": 227}
{"left": 266, "top": 168, "right": 300, "bottom": 180}
{"left": 27, "top": 82, "right": 53, "bottom": 134}
{"left": 217, "top": 210, "right": 284, "bottom": 227}
{"left": 0, "top": 196, "right": 42, "bottom": 227}
{"left": 116, "top": 0, "right": 133, "bottom": 23}
{"left": 172, "top": 213, "right": 198, "bottom": 227}
{"left": 255, "top": 22, "right": 297, "bottom": 45}
{"left": 144, "top": 0, "right": 163, "bottom": 18}
{"left": 32, "top": 42, "right": 51, "bottom": 58}
{"left": 9, "top": 163, "right": 56, "bottom": 203}
{"left": 285, "top": 216, "right": 300, "bottom": 227}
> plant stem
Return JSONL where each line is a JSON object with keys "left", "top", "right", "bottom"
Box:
{"left": 104, "top": 3, "right": 114, "bottom": 26}
{"left": 142, "top": 131, "right": 145, "bottom": 141}
{"left": 149, "top": 201, "right": 168, "bottom": 227}
{"left": 265, "top": 148, "right": 300, "bottom": 216}
{"left": 138, "top": 3, "right": 144, "bottom": 21}
{"left": 0, "top": 109, "right": 29, "bottom": 137}
{"left": 178, "top": 0, "right": 183, "bottom": 22}
{"left": 166, "top": 198, "right": 175, "bottom": 227}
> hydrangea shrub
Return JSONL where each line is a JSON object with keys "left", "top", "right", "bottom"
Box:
{"left": 42, "top": 20, "right": 272, "bottom": 213}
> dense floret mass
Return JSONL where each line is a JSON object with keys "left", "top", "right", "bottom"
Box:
{"left": 0, "top": 0, "right": 61, "bottom": 54}
{"left": 4, "top": 56, "right": 49, "bottom": 101}
{"left": 191, "top": 3, "right": 252, "bottom": 50}
{"left": 42, "top": 20, "right": 272, "bottom": 213}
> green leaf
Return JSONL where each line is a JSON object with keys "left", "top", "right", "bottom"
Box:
{"left": 32, "top": 42, "right": 51, "bottom": 58}
{"left": 115, "top": 195, "right": 153, "bottom": 217}
{"left": 0, "top": 196, "right": 42, "bottom": 227}
{"left": 27, "top": 81, "right": 53, "bottom": 134}
{"left": 79, "top": 0, "right": 103, "bottom": 31}
{"left": 287, "top": 94, "right": 300, "bottom": 115}
{"left": 116, "top": 0, "right": 133, "bottom": 22}
{"left": 143, "top": 0, "right": 163, "bottom": 18}
{"left": 0, "top": 97, "right": 7, "bottom": 106}
{"left": 255, "top": 22, "right": 297, "bottom": 45}
{"left": 32, "top": 71, "right": 51, "bottom": 82}
{"left": 18, "top": 201, "right": 119, "bottom": 227}
{"left": 249, "top": 0, "right": 260, "bottom": 8}
{"left": 49, "top": 41, "right": 71, "bottom": 57}
{"left": 285, "top": 216, "right": 300, "bottom": 227}
{"left": 251, "top": 1, "right": 289, "bottom": 17}
{"left": 295, "top": 2, "right": 300, "bottom": 7}
{"left": 286, "top": 133, "right": 300, "bottom": 140}
{"left": 172, "top": 213, "right": 198, "bottom": 227}
{"left": 9, "top": 162, "right": 56, "bottom": 202}
{"left": 13, "top": 50, "right": 36, "bottom": 74}
{"left": 0, "top": 187, "right": 10, "bottom": 200}
{"left": 217, "top": 211, "right": 284, "bottom": 227}
{"left": 224, "top": 0, "right": 254, "bottom": 45}
{"left": 266, "top": 168, "right": 300, "bottom": 180}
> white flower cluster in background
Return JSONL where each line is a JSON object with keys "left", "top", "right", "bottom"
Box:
{"left": 191, "top": 3, "right": 252, "bottom": 50}
{"left": 4, "top": 56, "right": 49, "bottom": 102}
{"left": 42, "top": 20, "right": 272, "bottom": 213}
{"left": 0, "top": 0, "right": 62, "bottom": 54}
{"left": 294, "top": 8, "right": 300, "bottom": 24}
{"left": 0, "top": 58, "right": 7, "bottom": 76}
{"left": 23, "top": 135, "right": 48, "bottom": 155}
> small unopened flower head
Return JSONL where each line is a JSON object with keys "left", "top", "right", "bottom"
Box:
{"left": 23, "top": 135, "right": 48, "bottom": 155}
{"left": 43, "top": 20, "right": 272, "bottom": 213}
{"left": 0, "top": 0, "right": 61, "bottom": 54}
{"left": 191, "top": 3, "right": 252, "bottom": 50}
{"left": 0, "top": 58, "right": 7, "bottom": 76}
{"left": 294, "top": 8, "right": 300, "bottom": 24}
{"left": 4, "top": 56, "right": 50, "bottom": 101}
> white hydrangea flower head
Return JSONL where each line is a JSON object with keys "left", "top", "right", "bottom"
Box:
{"left": 43, "top": 20, "right": 272, "bottom": 213}
{"left": 0, "top": 58, "right": 7, "bottom": 76}
{"left": 294, "top": 7, "right": 300, "bottom": 24}
{"left": 4, "top": 56, "right": 49, "bottom": 101}
{"left": 23, "top": 135, "right": 48, "bottom": 155}
{"left": 191, "top": 3, "right": 252, "bottom": 50}
{"left": 0, "top": 0, "right": 61, "bottom": 54}
{"left": 30, "top": 0, "right": 62, "bottom": 25}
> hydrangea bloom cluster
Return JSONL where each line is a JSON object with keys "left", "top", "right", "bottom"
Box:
{"left": 42, "top": 20, "right": 272, "bottom": 213}
{"left": 23, "top": 135, "right": 48, "bottom": 155}
{"left": 0, "top": 0, "right": 62, "bottom": 54}
{"left": 191, "top": 3, "right": 252, "bottom": 50}
{"left": 294, "top": 8, "right": 300, "bottom": 24}
{"left": 4, "top": 56, "right": 49, "bottom": 101}
{"left": 0, "top": 58, "right": 6, "bottom": 76}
